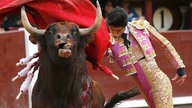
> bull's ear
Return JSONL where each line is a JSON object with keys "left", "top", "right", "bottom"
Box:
{"left": 29, "top": 34, "right": 41, "bottom": 44}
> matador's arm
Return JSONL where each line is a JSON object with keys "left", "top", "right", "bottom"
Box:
{"left": 147, "top": 25, "right": 185, "bottom": 69}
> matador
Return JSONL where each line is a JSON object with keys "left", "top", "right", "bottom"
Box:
{"left": 106, "top": 7, "right": 187, "bottom": 108}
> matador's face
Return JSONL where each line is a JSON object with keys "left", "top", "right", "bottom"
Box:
{"left": 108, "top": 26, "right": 126, "bottom": 38}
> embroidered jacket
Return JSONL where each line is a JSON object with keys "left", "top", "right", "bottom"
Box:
{"left": 109, "top": 19, "right": 185, "bottom": 76}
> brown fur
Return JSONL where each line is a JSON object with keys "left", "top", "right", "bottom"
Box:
{"left": 91, "top": 81, "right": 105, "bottom": 108}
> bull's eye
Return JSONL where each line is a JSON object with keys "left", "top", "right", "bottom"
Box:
{"left": 66, "top": 35, "right": 70, "bottom": 39}
{"left": 57, "top": 35, "right": 61, "bottom": 39}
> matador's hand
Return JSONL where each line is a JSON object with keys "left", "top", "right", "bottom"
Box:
{"left": 172, "top": 68, "right": 187, "bottom": 86}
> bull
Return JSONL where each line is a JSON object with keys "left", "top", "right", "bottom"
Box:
{"left": 21, "top": 1, "right": 105, "bottom": 108}
{"left": 20, "top": 1, "right": 140, "bottom": 108}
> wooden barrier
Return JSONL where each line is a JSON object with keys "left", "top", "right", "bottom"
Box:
{"left": 0, "top": 30, "right": 28, "bottom": 108}
{"left": 0, "top": 30, "right": 191, "bottom": 107}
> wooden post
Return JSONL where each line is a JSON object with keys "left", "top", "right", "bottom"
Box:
{"left": 145, "top": 0, "right": 153, "bottom": 25}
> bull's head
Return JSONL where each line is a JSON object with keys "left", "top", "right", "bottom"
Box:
{"left": 21, "top": 1, "right": 102, "bottom": 58}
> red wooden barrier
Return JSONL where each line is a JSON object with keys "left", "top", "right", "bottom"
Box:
{"left": 0, "top": 30, "right": 28, "bottom": 108}
{"left": 0, "top": 30, "right": 191, "bottom": 107}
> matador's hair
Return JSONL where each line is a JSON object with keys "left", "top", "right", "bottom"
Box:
{"left": 107, "top": 7, "right": 128, "bottom": 27}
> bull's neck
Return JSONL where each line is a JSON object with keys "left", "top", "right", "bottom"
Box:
{"left": 39, "top": 50, "right": 87, "bottom": 79}
{"left": 37, "top": 49, "right": 89, "bottom": 105}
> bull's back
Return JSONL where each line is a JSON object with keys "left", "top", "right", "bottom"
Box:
{"left": 91, "top": 81, "right": 105, "bottom": 108}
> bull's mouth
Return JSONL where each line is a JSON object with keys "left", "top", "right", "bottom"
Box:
{"left": 57, "top": 42, "right": 72, "bottom": 58}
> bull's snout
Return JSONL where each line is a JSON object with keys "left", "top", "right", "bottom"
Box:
{"left": 55, "top": 33, "right": 73, "bottom": 58}
{"left": 56, "top": 34, "right": 70, "bottom": 41}
{"left": 58, "top": 48, "right": 71, "bottom": 58}
{"left": 58, "top": 43, "right": 72, "bottom": 49}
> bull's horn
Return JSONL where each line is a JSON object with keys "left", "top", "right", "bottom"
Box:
{"left": 21, "top": 6, "right": 45, "bottom": 35}
{"left": 79, "top": 0, "right": 102, "bottom": 36}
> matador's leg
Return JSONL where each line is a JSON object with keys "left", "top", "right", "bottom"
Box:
{"left": 132, "top": 59, "right": 173, "bottom": 108}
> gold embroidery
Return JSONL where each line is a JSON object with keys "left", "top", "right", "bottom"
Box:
{"left": 138, "top": 35, "right": 146, "bottom": 42}
{"left": 138, "top": 59, "right": 173, "bottom": 107}
{"left": 118, "top": 41, "right": 124, "bottom": 46}
{"left": 131, "top": 56, "right": 137, "bottom": 64}
{"left": 129, "top": 36, "right": 145, "bottom": 61}
{"left": 127, "top": 45, "right": 137, "bottom": 64}
{"left": 129, "top": 19, "right": 149, "bottom": 30}
{"left": 114, "top": 38, "right": 124, "bottom": 47}
{"left": 142, "top": 44, "right": 151, "bottom": 51}
{"left": 143, "top": 29, "right": 149, "bottom": 35}
{"left": 145, "top": 50, "right": 156, "bottom": 61}
{"left": 128, "top": 23, "right": 156, "bottom": 61}
{"left": 118, "top": 49, "right": 128, "bottom": 57}
{"left": 123, "top": 66, "right": 137, "bottom": 76}
{"left": 147, "top": 25, "right": 185, "bottom": 68}
{"left": 122, "top": 59, "right": 132, "bottom": 67}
